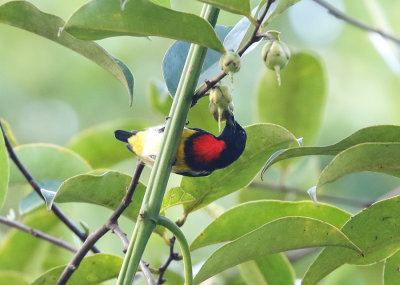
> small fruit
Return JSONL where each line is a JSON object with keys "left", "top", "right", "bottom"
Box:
{"left": 219, "top": 51, "right": 241, "bottom": 75}
{"left": 209, "top": 85, "right": 234, "bottom": 133}
{"left": 261, "top": 39, "right": 291, "bottom": 85}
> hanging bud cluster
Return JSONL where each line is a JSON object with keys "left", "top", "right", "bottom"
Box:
{"left": 219, "top": 51, "right": 241, "bottom": 75}
{"left": 261, "top": 32, "right": 291, "bottom": 86}
{"left": 209, "top": 85, "right": 234, "bottom": 132}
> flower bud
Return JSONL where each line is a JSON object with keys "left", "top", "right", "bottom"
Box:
{"left": 209, "top": 86, "right": 234, "bottom": 133}
{"left": 219, "top": 51, "right": 241, "bottom": 75}
{"left": 209, "top": 85, "right": 232, "bottom": 109}
{"left": 261, "top": 39, "right": 291, "bottom": 85}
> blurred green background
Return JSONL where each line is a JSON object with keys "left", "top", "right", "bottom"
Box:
{"left": 1, "top": 0, "right": 400, "bottom": 284}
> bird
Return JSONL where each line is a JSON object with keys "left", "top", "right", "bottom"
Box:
{"left": 114, "top": 113, "right": 247, "bottom": 177}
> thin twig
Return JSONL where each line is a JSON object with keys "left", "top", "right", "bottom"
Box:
{"left": 157, "top": 236, "right": 182, "bottom": 285}
{"left": 250, "top": 182, "right": 372, "bottom": 208}
{"left": 0, "top": 215, "right": 77, "bottom": 253}
{"left": 140, "top": 260, "right": 157, "bottom": 285}
{"left": 110, "top": 223, "right": 130, "bottom": 253}
{"left": 57, "top": 160, "right": 145, "bottom": 285}
{"left": 191, "top": 0, "right": 275, "bottom": 107}
{"left": 0, "top": 121, "right": 100, "bottom": 254}
{"left": 313, "top": 0, "right": 400, "bottom": 45}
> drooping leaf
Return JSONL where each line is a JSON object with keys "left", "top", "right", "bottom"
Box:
{"left": 67, "top": 119, "right": 149, "bottom": 168}
{"left": 163, "top": 25, "right": 231, "bottom": 96}
{"left": 0, "top": 210, "right": 72, "bottom": 275}
{"left": 316, "top": 143, "right": 400, "bottom": 193}
{"left": 0, "top": 128, "right": 10, "bottom": 209}
{"left": 384, "top": 249, "right": 400, "bottom": 285}
{"left": 193, "top": 217, "right": 362, "bottom": 284}
{"left": 196, "top": 0, "right": 251, "bottom": 18}
{"left": 191, "top": 200, "right": 351, "bottom": 250}
{"left": 54, "top": 171, "right": 146, "bottom": 222}
{"left": 258, "top": 52, "right": 326, "bottom": 145}
{"left": 0, "top": 271, "right": 29, "bottom": 285}
{"left": 64, "top": 0, "right": 225, "bottom": 52}
{"left": 32, "top": 254, "right": 122, "bottom": 285}
{"left": 149, "top": 81, "right": 172, "bottom": 116}
{"left": 9, "top": 144, "right": 91, "bottom": 185}
{"left": 0, "top": 1, "right": 134, "bottom": 101}
{"left": 163, "top": 124, "right": 298, "bottom": 214}
{"left": 263, "top": 0, "right": 302, "bottom": 25}
{"left": 263, "top": 125, "right": 400, "bottom": 172}
{"left": 238, "top": 254, "right": 295, "bottom": 285}
{"left": 302, "top": 196, "right": 400, "bottom": 285}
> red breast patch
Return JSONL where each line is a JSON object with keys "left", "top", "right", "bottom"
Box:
{"left": 192, "top": 134, "right": 226, "bottom": 163}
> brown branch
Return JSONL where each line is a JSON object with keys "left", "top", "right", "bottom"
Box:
{"left": 313, "top": 0, "right": 400, "bottom": 45}
{"left": 250, "top": 182, "right": 372, "bottom": 208}
{"left": 110, "top": 223, "right": 130, "bottom": 253}
{"left": 140, "top": 260, "right": 157, "bottom": 285}
{"left": 191, "top": 0, "right": 275, "bottom": 107}
{"left": 157, "top": 236, "right": 182, "bottom": 285}
{"left": 0, "top": 121, "right": 100, "bottom": 254}
{"left": 0, "top": 215, "right": 77, "bottom": 253}
{"left": 56, "top": 160, "right": 145, "bottom": 285}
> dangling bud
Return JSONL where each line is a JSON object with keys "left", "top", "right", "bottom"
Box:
{"left": 219, "top": 51, "right": 241, "bottom": 75}
{"left": 209, "top": 85, "right": 234, "bottom": 133}
{"left": 261, "top": 37, "right": 291, "bottom": 86}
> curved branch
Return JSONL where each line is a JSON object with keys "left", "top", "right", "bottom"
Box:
{"left": 157, "top": 215, "right": 192, "bottom": 285}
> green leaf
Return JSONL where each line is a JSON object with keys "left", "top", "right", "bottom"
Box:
{"left": 0, "top": 271, "right": 30, "bottom": 285}
{"left": 55, "top": 171, "right": 146, "bottom": 222}
{"left": 238, "top": 254, "right": 295, "bottom": 285}
{"left": 10, "top": 144, "right": 91, "bottom": 185}
{"left": 191, "top": 200, "right": 351, "bottom": 250}
{"left": 193, "top": 217, "right": 362, "bottom": 285}
{"left": 264, "top": 0, "right": 302, "bottom": 25}
{"left": 151, "top": 0, "right": 170, "bottom": 7}
{"left": 64, "top": 0, "right": 225, "bottom": 53}
{"left": 0, "top": 1, "right": 134, "bottom": 101}
{"left": 302, "top": 196, "right": 400, "bottom": 285}
{"left": 196, "top": 0, "right": 251, "bottom": 18}
{"left": 32, "top": 254, "right": 122, "bottom": 285}
{"left": 0, "top": 119, "right": 18, "bottom": 146}
{"left": 67, "top": 119, "right": 149, "bottom": 168}
{"left": 263, "top": 125, "right": 400, "bottom": 172}
{"left": 163, "top": 124, "right": 297, "bottom": 214}
{"left": 0, "top": 210, "right": 71, "bottom": 275}
{"left": 384, "top": 250, "right": 400, "bottom": 285}
{"left": 316, "top": 143, "right": 400, "bottom": 193}
{"left": 0, "top": 128, "right": 10, "bottom": 209}
{"left": 258, "top": 52, "right": 326, "bottom": 145}
{"left": 161, "top": 187, "right": 196, "bottom": 212}
{"left": 149, "top": 81, "right": 172, "bottom": 116}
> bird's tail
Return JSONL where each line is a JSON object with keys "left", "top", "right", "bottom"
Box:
{"left": 115, "top": 130, "right": 137, "bottom": 143}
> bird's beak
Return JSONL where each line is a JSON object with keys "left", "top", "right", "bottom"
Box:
{"left": 226, "top": 110, "right": 235, "bottom": 127}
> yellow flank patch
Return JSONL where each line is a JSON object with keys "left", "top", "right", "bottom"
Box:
{"left": 173, "top": 129, "right": 196, "bottom": 173}
{"left": 127, "top": 131, "right": 145, "bottom": 156}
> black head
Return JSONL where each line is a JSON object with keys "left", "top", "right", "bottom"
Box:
{"left": 215, "top": 113, "right": 247, "bottom": 168}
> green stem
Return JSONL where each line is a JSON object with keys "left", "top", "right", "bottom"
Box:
{"left": 157, "top": 215, "right": 192, "bottom": 285}
{"left": 117, "top": 4, "right": 220, "bottom": 285}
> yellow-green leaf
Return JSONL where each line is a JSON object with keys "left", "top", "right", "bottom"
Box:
{"left": 64, "top": 0, "right": 225, "bottom": 52}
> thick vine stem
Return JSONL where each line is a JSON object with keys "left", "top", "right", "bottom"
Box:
{"left": 0, "top": 121, "right": 100, "bottom": 254}
{"left": 191, "top": 0, "right": 275, "bottom": 107}
{"left": 117, "top": 4, "right": 219, "bottom": 285}
{"left": 157, "top": 216, "right": 192, "bottom": 285}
